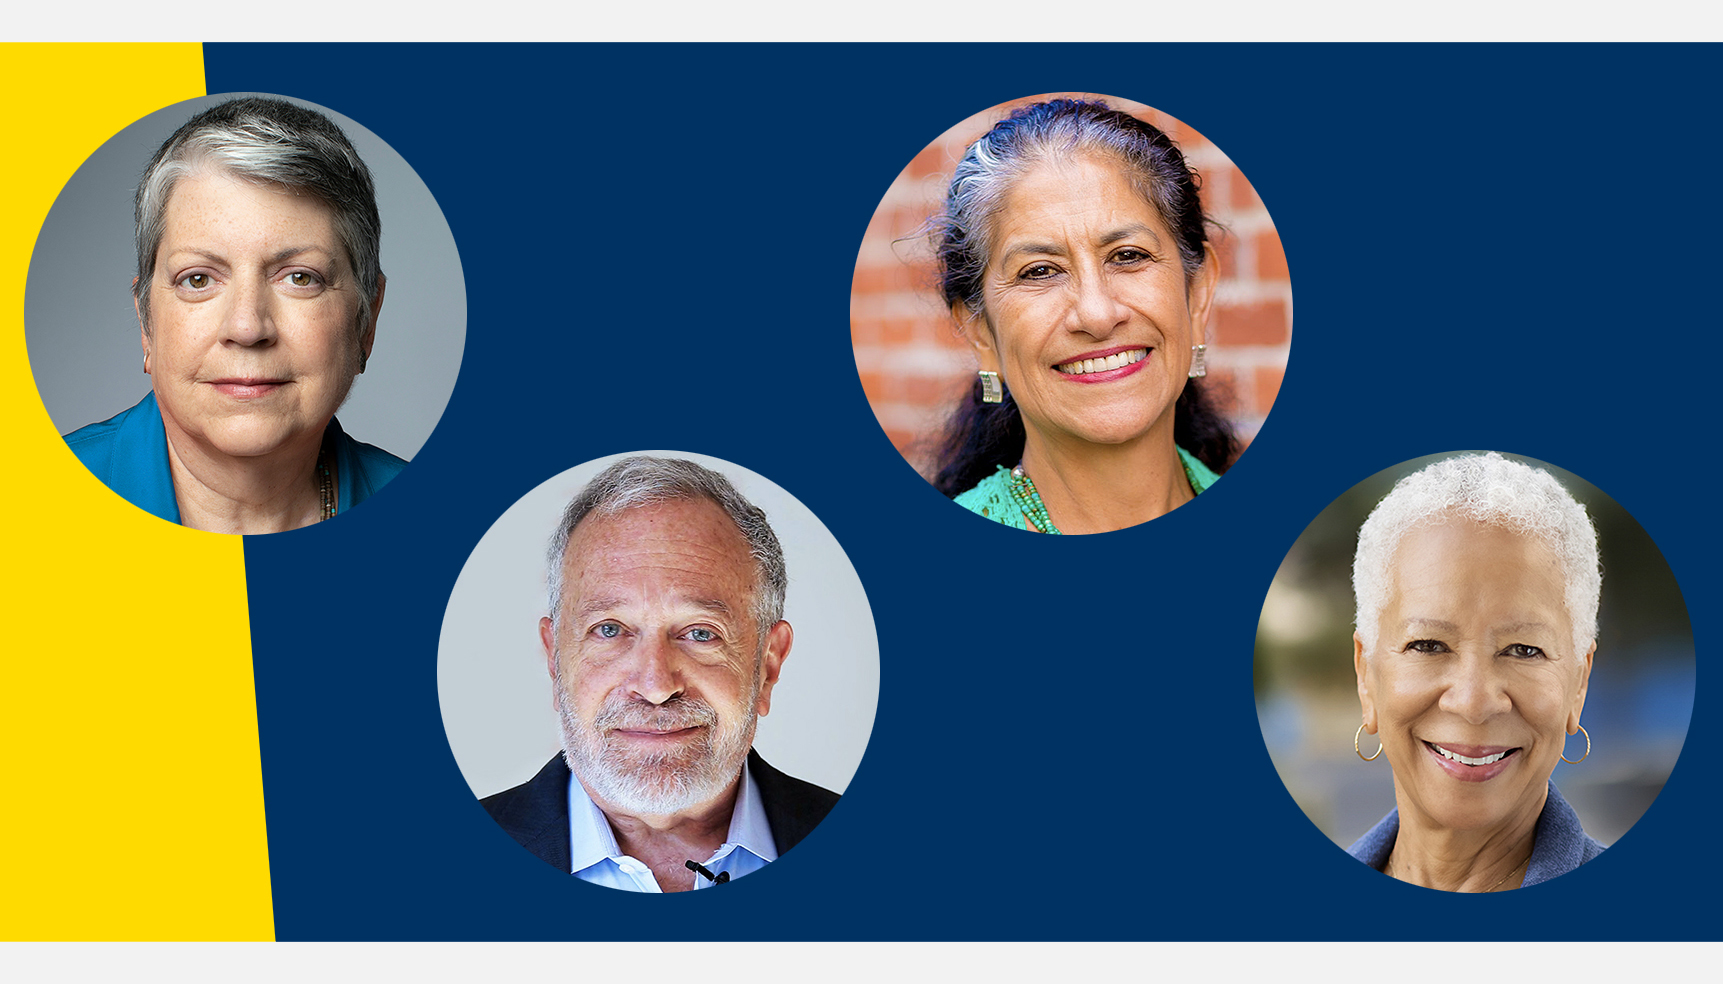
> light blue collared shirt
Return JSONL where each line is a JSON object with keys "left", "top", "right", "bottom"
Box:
{"left": 566, "top": 760, "right": 778, "bottom": 891}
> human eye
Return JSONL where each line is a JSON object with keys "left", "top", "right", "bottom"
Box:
{"left": 681, "top": 627, "right": 720, "bottom": 644}
{"left": 1502, "top": 643, "right": 1546, "bottom": 659}
{"left": 281, "top": 270, "right": 325, "bottom": 291}
{"left": 1110, "top": 246, "right": 1155, "bottom": 265}
{"left": 1403, "top": 639, "right": 1449, "bottom": 654}
{"left": 1016, "top": 262, "right": 1059, "bottom": 281}
{"left": 176, "top": 272, "right": 214, "bottom": 291}
{"left": 590, "top": 622, "right": 623, "bottom": 640}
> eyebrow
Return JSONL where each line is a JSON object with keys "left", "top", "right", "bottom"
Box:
{"left": 169, "top": 245, "right": 334, "bottom": 267}
{"left": 571, "top": 597, "right": 734, "bottom": 621}
{"left": 1399, "top": 618, "right": 1553, "bottom": 635}
{"left": 999, "top": 241, "right": 1068, "bottom": 264}
{"left": 1492, "top": 621, "right": 1551, "bottom": 635}
{"left": 1098, "top": 223, "right": 1164, "bottom": 248}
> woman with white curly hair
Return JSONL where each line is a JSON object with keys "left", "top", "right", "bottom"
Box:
{"left": 1349, "top": 452, "right": 1604, "bottom": 890}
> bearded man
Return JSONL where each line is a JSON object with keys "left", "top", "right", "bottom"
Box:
{"left": 481, "top": 457, "right": 840, "bottom": 891}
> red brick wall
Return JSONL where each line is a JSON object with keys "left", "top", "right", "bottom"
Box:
{"left": 850, "top": 92, "right": 1293, "bottom": 476}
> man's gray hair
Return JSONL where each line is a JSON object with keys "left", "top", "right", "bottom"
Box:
{"left": 1353, "top": 452, "right": 1601, "bottom": 657}
{"left": 133, "top": 97, "right": 384, "bottom": 339}
{"left": 547, "top": 457, "right": 788, "bottom": 640}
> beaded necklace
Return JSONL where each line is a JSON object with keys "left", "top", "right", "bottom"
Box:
{"left": 1007, "top": 463, "right": 1061, "bottom": 534}
{"left": 316, "top": 441, "right": 335, "bottom": 521}
{"left": 1009, "top": 455, "right": 1202, "bottom": 534}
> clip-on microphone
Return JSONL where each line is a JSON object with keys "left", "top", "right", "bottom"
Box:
{"left": 685, "top": 860, "right": 730, "bottom": 885}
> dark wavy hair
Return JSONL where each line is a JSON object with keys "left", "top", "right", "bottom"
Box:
{"left": 930, "top": 99, "right": 1239, "bottom": 497}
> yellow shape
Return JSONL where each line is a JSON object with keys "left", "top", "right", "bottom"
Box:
{"left": 0, "top": 44, "right": 274, "bottom": 941}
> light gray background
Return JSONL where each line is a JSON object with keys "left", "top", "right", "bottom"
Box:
{"left": 25, "top": 92, "right": 465, "bottom": 460}
{"left": 439, "top": 451, "right": 880, "bottom": 799}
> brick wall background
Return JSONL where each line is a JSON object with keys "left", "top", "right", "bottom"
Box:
{"left": 849, "top": 93, "right": 1293, "bottom": 478}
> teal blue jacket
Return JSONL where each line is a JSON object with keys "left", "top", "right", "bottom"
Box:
{"left": 64, "top": 392, "right": 406, "bottom": 525}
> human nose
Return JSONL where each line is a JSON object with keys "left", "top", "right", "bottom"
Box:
{"left": 626, "top": 634, "right": 685, "bottom": 706}
{"left": 1069, "top": 269, "right": 1129, "bottom": 336}
{"left": 222, "top": 274, "right": 278, "bottom": 348}
{"left": 1438, "top": 654, "right": 1511, "bottom": 724}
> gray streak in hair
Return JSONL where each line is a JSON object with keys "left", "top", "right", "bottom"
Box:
{"left": 133, "top": 97, "right": 383, "bottom": 339}
{"left": 933, "top": 99, "right": 1211, "bottom": 319}
{"left": 547, "top": 457, "right": 788, "bottom": 642}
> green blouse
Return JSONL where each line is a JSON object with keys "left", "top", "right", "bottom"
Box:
{"left": 953, "top": 446, "right": 1218, "bottom": 532}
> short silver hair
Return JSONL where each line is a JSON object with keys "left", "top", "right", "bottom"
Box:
{"left": 133, "top": 97, "right": 383, "bottom": 339}
{"left": 1353, "top": 452, "right": 1601, "bottom": 656}
{"left": 547, "top": 457, "right": 787, "bottom": 641}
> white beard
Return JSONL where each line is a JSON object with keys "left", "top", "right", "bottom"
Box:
{"left": 557, "top": 679, "right": 758, "bottom": 818}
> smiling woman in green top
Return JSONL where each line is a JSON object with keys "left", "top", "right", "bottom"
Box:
{"left": 929, "top": 99, "right": 1237, "bottom": 534}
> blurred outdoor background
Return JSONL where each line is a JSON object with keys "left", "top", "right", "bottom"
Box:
{"left": 849, "top": 92, "right": 1293, "bottom": 479}
{"left": 1255, "top": 452, "right": 1695, "bottom": 849}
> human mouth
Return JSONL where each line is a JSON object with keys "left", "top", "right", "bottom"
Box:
{"left": 612, "top": 725, "right": 706, "bottom": 744}
{"left": 1054, "top": 347, "right": 1148, "bottom": 377}
{"left": 208, "top": 378, "right": 289, "bottom": 399}
{"left": 1423, "top": 740, "right": 1519, "bottom": 781}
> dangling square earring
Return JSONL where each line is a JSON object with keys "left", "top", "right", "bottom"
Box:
{"left": 1188, "top": 344, "right": 1208, "bottom": 379}
{"left": 978, "top": 370, "right": 1004, "bottom": 404}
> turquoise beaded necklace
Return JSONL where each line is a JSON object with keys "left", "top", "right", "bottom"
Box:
{"left": 1007, "top": 463, "right": 1061, "bottom": 534}
{"left": 1009, "top": 456, "right": 1202, "bottom": 534}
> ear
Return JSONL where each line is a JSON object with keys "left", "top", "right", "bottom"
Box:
{"left": 539, "top": 615, "right": 560, "bottom": 711}
{"left": 1185, "top": 243, "right": 1220, "bottom": 349}
{"left": 360, "top": 274, "right": 386, "bottom": 367}
{"left": 135, "top": 279, "right": 151, "bottom": 374}
{"left": 754, "top": 620, "right": 793, "bottom": 717}
{"left": 952, "top": 301, "right": 1001, "bottom": 375}
{"left": 1354, "top": 631, "right": 1377, "bottom": 733}
{"left": 1568, "top": 641, "right": 1595, "bottom": 732}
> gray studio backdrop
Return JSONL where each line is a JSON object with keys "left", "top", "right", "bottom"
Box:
{"left": 1255, "top": 451, "right": 1694, "bottom": 854}
{"left": 25, "top": 91, "right": 464, "bottom": 461}
{"left": 439, "top": 451, "right": 880, "bottom": 799}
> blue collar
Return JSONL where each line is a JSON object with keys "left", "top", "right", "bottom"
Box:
{"left": 566, "top": 757, "right": 779, "bottom": 889}
{"left": 64, "top": 392, "right": 402, "bottom": 526}
{"left": 1346, "top": 781, "right": 1606, "bottom": 887}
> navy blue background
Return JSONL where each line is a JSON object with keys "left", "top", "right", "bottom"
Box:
{"left": 232, "top": 44, "right": 1717, "bottom": 939}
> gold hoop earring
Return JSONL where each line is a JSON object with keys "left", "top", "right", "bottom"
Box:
{"left": 1355, "top": 722, "right": 1382, "bottom": 762}
{"left": 1561, "top": 723, "right": 1591, "bottom": 764}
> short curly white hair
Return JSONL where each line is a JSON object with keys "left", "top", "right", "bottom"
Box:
{"left": 1353, "top": 452, "right": 1601, "bottom": 656}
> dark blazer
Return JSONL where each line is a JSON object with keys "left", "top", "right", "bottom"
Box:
{"left": 481, "top": 749, "right": 840, "bottom": 873}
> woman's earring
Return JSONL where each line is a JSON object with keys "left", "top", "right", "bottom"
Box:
{"left": 1561, "top": 724, "right": 1591, "bottom": 765}
{"left": 1355, "top": 722, "right": 1383, "bottom": 762}
{"left": 978, "top": 370, "right": 1004, "bottom": 404}
{"left": 1188, "top": 344, "right": 1208, "bottom": 379}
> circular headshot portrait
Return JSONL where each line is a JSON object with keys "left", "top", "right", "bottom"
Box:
{"left": 1256, "top": 451, "right": 1694, "bottom": 892}
{"left": 25, "top": 92, "right": 465, "bottom": 534}
{"left": 850, "top": 92, "right": 1291, "bottom": 535}
{"left": 439, "top": 452, "right": 879, "bottom": 892}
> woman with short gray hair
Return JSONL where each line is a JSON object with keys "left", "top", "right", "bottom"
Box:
{"left": 1348, "top": 452, "right": 1605, "bottom": 890}
{"left": 65, "top": 97, "right": 404, "bottom": 532}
